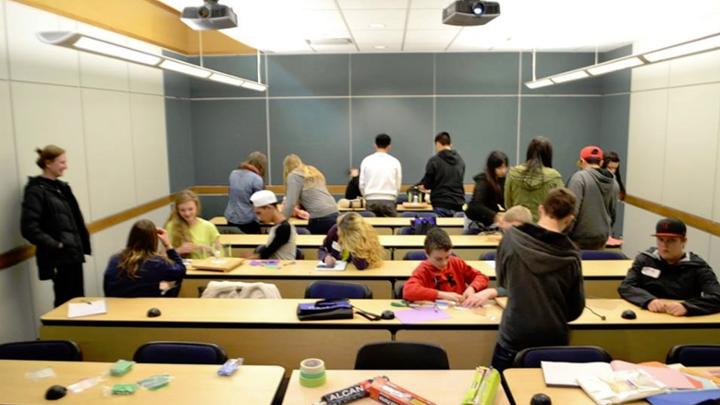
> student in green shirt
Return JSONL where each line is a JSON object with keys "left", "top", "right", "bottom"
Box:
{"left": 165, "top": 189, "right": 222, "bottom": 259}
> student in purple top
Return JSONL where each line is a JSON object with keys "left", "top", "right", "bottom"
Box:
{"left": 318, "top": 213, "right": 384, "bottom": 270}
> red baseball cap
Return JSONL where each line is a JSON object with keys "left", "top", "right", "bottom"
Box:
{"left": 580, "top": 146, "right": 603, "bottom": 161}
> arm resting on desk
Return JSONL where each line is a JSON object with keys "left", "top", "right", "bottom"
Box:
{"left": 682, "top": 267, "right": 720, "bottom": 316}
{"left": 257, "top": 222, "right": 292, "bottom": 259}
{"left": 618, "top": 260, "right": 657, "bottom": 309}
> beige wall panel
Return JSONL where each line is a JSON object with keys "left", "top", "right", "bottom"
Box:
{"left": 0, "top": 263, "right": 36, "bottom": 342}
{"left": 11, "top": 82, "right": 91, "bottom": 218}
{"left": 685, "top": 225, "right": 711, "bottom": 261}
{"left": 621, "top": 205, "right": 661, "bottom": 260}
{"left": 0, "top": 81, "right": 22, "bottom": 250}
{"left": 626, "top": 90, "right": 668, "bottom": 202}
{"left": 0, "top": 0, "right": 9, "bottom": 80}
{"left": 82, "top": 88, "right": 136, "bottom": 220}
{"left": 125, "top": 37, "right": 164, "bottom": 96}
{"left": 707, "top": 237, "right": 720, "bottom": 278}
{"left": 669, "top": 49, "right": 720, "bottom": 88}
{"left": 130, "top": 94, "right": 169, "bottom": 202}
{"left": 90, "top": 222, "right": 133, "bottom": 297}
{"left": 663, "top": 84, "right": 720, "bottom": 218}
{"left": 77, "top": 23, "right": 130, "bottom": 92}
{"left": 6, "top": 1, "right": 79, "bottom": 86}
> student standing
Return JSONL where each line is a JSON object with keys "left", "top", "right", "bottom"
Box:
{"left": 166, "top": 189, "right": 222, "bottom": 259}
{"left": 602, "top": 151, "right": 626, "bottom": 200}
{"left": 318, "top": 213, "right": 385, "bottom": 270}
{"left": 224, "top": 151, "right": 267, "bottom": 234}
{"left": 567, "top": 146, "right": 618, "bottom": 250}
{"left": 492, "top": 188, "right": 585, "bottom": 372}
{"left": 359, "top": 134, "right": 402, "bottom": 217}
{"left": 345, "top": 168, "right": 361, "bottom": 200}
{"left": 419, "top": 132, "right": 466, "bottom": 217}
{"left": 466, "top": 151, "right": 509, "bottom": 228}
{"left": 104, "top": 220, "right": 186, "bottom": 298}
{"left": 504, "top": 136, "right": 564, "bottom": 222}
{"left": 21, "top": 145, "right": 91, "bottom": 307}
{"left": 251, "top": 190, "right": 297, "bottom": 260}
{"left": 282, "top": 154, "right": 339, "bottom": 234}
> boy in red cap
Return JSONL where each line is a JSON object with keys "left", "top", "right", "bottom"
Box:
{"left": 618, "top": 218, "right": 720, "bottom": 316}
{"left": 566, "top": 145, "right": 619, "bottom": 249}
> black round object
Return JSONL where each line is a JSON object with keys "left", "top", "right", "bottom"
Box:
{"left": 621, "top": 309, "right": 637, "bottom": 320}
{"left": 147, "top": 307, "right": 161, "bottom": 317}
{"left": 45, "top": 385, "right": 67, "bottom": 400}
{"left": 380, "top": 310, "right": 395, "bottom": 320}
{"left": 530, "top": 393, "right": 552, "bottom": 405}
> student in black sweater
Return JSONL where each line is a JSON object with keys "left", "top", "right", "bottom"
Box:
{"left": 104, "top": 220, "right": 186, "bottom": 298}
{"left": 419, "top": 132, "right": 466, "bottom": 217}
{"left": 466, "top": 150, "right": 509, "bottom": 228}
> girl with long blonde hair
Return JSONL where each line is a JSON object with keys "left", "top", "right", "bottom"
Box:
{"left": 282, "top": 154, "right": 339, "bottom": 234}
{"left": 165, "top": 189, "right": 222, "bottom": 258}
{"left": 104, "top": 219, "right": 186, "bottom": 297}
{"left": 318, "top": 213, "right": 384, "bottom": 270}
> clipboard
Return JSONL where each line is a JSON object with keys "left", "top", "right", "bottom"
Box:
{"left": 191, "top": 257, "right": 244, "bottom": 272}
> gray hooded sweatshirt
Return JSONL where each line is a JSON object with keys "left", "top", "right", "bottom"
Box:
{"left": 496, "top": 224, "right": 585, "bottom": 351}
{"left": 567, "top": 167, "right": 618, "bottom": 249}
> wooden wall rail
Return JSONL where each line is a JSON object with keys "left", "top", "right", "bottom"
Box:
{"left": 624, "top": 194, "right": 720, "bottom": 236}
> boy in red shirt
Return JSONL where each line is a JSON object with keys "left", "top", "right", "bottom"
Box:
{"left": 403, "top": 227, "right": 498, "bottom": 307}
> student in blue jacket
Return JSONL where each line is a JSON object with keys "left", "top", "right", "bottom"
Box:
{"left": 104, "top": 219, "right": 186, "bottom": 297}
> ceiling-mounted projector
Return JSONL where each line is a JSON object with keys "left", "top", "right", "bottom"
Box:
{"left": 443, "top": 1, "right": 500, "bottom": 26}
{"left": 181, "top": 0, "right": 237, "bottom": 31}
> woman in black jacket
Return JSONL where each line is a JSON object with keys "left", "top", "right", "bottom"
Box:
{"left": 465, "top": 151, "right": 509, "bottom": 228}
{"left": 21, "top": 145, "right": 91, "bottom": 307}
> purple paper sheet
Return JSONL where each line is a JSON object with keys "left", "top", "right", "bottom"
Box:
{"left": 394, "top": 307, "right": 451, "bottom": 324}
{"left": 249, "top": 260, "right": 280, "bottom": 268}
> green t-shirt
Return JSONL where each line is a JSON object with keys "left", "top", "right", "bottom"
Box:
{"left": 166, "top": 217, "right": 221, "bottom": 259}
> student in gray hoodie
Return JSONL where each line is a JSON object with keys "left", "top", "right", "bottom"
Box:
{"left": 567, "top": 146, "right": 618, "bottom": 250}
{"left": 492, "top": 187, "right": 585, "bottom": 372}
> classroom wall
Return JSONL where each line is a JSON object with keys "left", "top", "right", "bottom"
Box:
{"left": 167, "top": 48, "right": 632, "bottom": 218}
{"left": 0, "top": 0, "right": 171, "bottom": 342}
{"left": 623, "top": 34, "right": 720, "bottom": 275}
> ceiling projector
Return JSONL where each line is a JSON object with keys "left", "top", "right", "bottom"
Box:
{"left": 443, "top": 1, "right": 500, "bottom": 26}
{"left": 181, "top": 0, "right": 237, "bottom": 31}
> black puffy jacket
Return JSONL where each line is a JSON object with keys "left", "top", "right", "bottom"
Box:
{"left": 21, "top": 176, "right": 91, "bottom": 280}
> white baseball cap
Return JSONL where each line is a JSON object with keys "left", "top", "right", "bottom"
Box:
{"left": 250, "top": 190, "right": 279, "bottom": 208}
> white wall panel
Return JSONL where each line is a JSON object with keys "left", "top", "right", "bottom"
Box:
{"left": 0, "top": 81, "right": 21, "bottom": 250}
{"left": 0, "top": 263, "right": 35, "bottom": 342}
{"left": 663, "top": 84, "right": 720, "bottom": 218}
{"left": 11, "top": 82, "right": 91, "bottom": 217}
{"left": 625, "top": 90, "right": 668, "bottom": 202}
{"left": 82, "top": 89, "right": 136, "bottom": 220}
{"left": 669, "top": 49, "right": 720, "bottom": 88}
{"left": 707, "top": 237, "right": 720, "bottom": 278}
{"left": 125, "top": 37, "right": 164, "bottom": 96}
{"left": 27, "top": 262, "right": 52, "bottom": 331}
{"left": 77, "top": 23, "right": 130, "bottom": 92}
{"left": 685, "top": 225, "right": 712, "bottom": 261}
{"left": 6, "top": 1, "right": 79, "bottom": 86}
{"left": 622, "top": 205, "right": 662, "bottom": 260}
{"left": 130, "top": 94, "right": 169, "bottom": 202}
{"left": 0, "top": 0, "right": 9, "bottom": 80}
{"left": 90, "top": 222, "right": 133, "bottom": 297}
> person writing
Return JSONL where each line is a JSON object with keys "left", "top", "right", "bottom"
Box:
{"left": 318, "top": 213, "right": 384, "bottom": 270}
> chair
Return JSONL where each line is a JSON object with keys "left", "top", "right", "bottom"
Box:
{"left": 454, "top": 211, "right": 466, "bottom": 218}
{"left": 402, "top": 250, "right": 426, "bottom": 261}
{"left": 396, "top": 194, "right": 408, "bottom": 204}
{"left": 581, "top": 250, "right": 627, "bottom": 260}
{"left": 400, "top": 212, "right": 436, "bottom": 219}
{"left": 296, "top": 227, "right": 311, "bottom": 235}
{"left": 304, "top": 281, "right": 373, "bottom": 299}
{"left": 355, "top": 342, "right": 450, "bottom": 370}
{"left": 397, "top": 226, "right": 414, "bottom": 235}
{"left": 295, "top": 248, "right": 305, "bottom": 260}
{"left": 358, "top": 211, "right": 376, "bottom": 217}
{"left": 393, "top": 281, "right": 406, "bottom": 299}
{"left": 513, "top": 346, "right": 612, "bottom": 368}
{"left": 133, "top": 341, "right": 227, "bottom": 365}
{"left": 0, "top": 340, "right": 82, "bottom": 361}
{"left": 666, "top": 344, "right": 720, "bottom": 366}
{"left": 480, "top": 252, "right": 496, "bottom": 260}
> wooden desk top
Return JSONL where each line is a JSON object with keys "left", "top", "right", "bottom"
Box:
{"left": 41, "top": 298, "right": 720, "bottom": 329}
{"left": 283, "top": 369, "right": 510, "bottom": 405}
{"left": 219, "top": 234, "right": 502, "bottom": 248}
{"left": 503, "top": 368, "right": 717, "bottom": 405}
{"left": 185, "top": 259, "right": 632, "bottom": 280}
{"left": 0, "top": 360, "right": 283, "bottom": 405}
{"left": 211, "top": 216, "right": 465, "bottom": 228}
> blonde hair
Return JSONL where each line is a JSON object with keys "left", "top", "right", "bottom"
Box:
{"left": 504, "top": 205, "right": 532, "bottom": 224}
{"left": 283, "top": 154, "right": 326, "bottom": 188}
{"left": 35, "top": 145, "right": 65, "bottom": 169}
{"left": 166, "top": 189, "right": 201, "bottom": 248}
{"left": 337, "top": 213, "right": 384, "bottom": 269}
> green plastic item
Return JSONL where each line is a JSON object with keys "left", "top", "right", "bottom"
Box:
{"left": 461, "top": 367, "right": 499, "bottom": 405}
{"left": 137, "top": 374, "right": 171, "bottom": 391}
{"left": 110, "top": 360, "right": 135, "bottom": 377}
{"left": 111, "top": 383, "right": 137, "bottom": 396}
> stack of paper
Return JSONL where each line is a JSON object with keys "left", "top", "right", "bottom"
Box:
{"left": 541, "top": 361, "right": 613, "bottom": 387}
{"left": 578, "top": 369, "right": 668, "bottom": 405}
{"left": 68, "top": 300, "right": 107, "bottom": 318}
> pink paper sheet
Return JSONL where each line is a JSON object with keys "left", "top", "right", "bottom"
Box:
{"left": 394, "top": 307, "right": 451, "bottom": 324}
{"left": 611, "top": 360, "right": 695, "bottom": 389}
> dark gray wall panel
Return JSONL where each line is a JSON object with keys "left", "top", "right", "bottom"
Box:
{"left": 191, "top": 100, "right": 268, "bottom": 185}
{"left": 521, "top": 52, "right": 603, "bottom": 95}
{"left": 351, "top": 54, "right": 433, "bottom": 95}
{"left": 165, "top": 99, "right": 195, "bottom": 192}
{"left": 351, "top": 98, "right": 434, "bottom": 185}
{"left": 520, "top": 97, "right": 602, "bottom": 180}
{"left": 269, "top": 99, "right": 350, "bottom": 185}
{"left": 189, "top": 55, "right": 268, "bottom": 98}
{"left": 601, "top": 45, "right": 633, "bottom": 95}
{"left": 269, "top": 55, "right": 349, "bottom": 97}
{"left": 199, "top": 195, "right": 227, "bottom": 219}
{"left": 436, "top": 53, "right": 519, "bottom": 95}
{"left": 162, "top": 51, "right": 192, "bottom": 98}
{"left": 436, "top": 97, "right": 519, "bottom": 183}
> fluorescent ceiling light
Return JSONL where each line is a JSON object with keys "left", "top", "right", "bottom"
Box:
{"left": 551, "top": 70, "right": 589, "bottom": 83}
{"left": 525, "top": 78, "right": 553, "bottom": 89}
{"left": 587, "top": 57, "right": 644, "bottom": 75}
{"left": 241, "top": 81, "right": 267, "bottom": 92}
{"left": 209, "top": 73, "right": 245, "bottom": 86}
{"left": 159, "top": 60, "right": 211, "bottom": 78}
{"left": 643, "top": 33, "right": 720, "bottom": 62}
{"left": 373, "top": 45, "right": 387, "bottom": 49}
{"left": 368, "top": 23, "right": 386, "bottom": 29}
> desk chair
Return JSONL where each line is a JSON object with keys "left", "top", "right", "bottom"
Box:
{"left": 296, "top": 227, "right": 311, "bottom": 235}
{"left": 581, "top": 250, "right": 627, "bottom": 260}
{"left": 133, "top": 341, "right": 227, "bottom": 365}
{"left": 480, "top": 252, "right": 496, "bottom": 260}
{"left": 355, "top": 342, "right": 450, "bottom": 370}
{"left": 0, "top": 340, "right": 82, "bottom": 361}
{"left": 666, "top": 344, "right": 720, "bottom": 366}
{"left": 400, "top": 212, "right": 437, "bottom": 219}
{"left": 402, "top": 251, "right": 426, "bottom": 260}
{"left": 305, "top": 280, "right": 373, "bottom": 299}
{"left": 393, "top": 281, "right": 406, "bottom": 299}
{"left": 358, "top": 211, "right": 376, "bottom": 217}
{"left": 513, "top": 346, "right": 612, "bottom": 368}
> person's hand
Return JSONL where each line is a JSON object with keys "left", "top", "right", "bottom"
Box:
{"left": 462, "top": 286, "right": 476, "bottom": 300}
{"left": 647, "top": 299, "right": 666, "bottom": 313}
{"left": 296, "top": 210, "right": 310, "bottom": 220}
{"left": 437, "top": 291, "right": 463, "bottom": 303}
{"left": 462, "top": 288, "right": 498, "bottom": 308}
{"left": 324, "top": 255, "right": 336, "bottom": 267}
{"left": 177, "top": 242, "right": 195, "bottom": 255}
{"left": 156, "top": 228, "right": 171, "bottom": 249}
{"left": 665, "top": 301, "right": 688, "bottom": 317}
{"left": 418, "top": 185, "right": 429, "bottom": 193}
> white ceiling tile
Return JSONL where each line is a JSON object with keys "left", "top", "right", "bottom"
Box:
{"left": 339, "top": 0, "right": 408, "bottom": 9}
{"left": 403, "top": 42, "right": 447, "bottom": 51}
{"left": 405, "top": 30, "right": 459, "bottom": 44}
{"left": 343, "top": 9, "right": 407, "bottom": 30}
{"left": 352, "top": 30, "right": 405, "bottom": 43}
{"left": 357, "top": 43, "right": 404, "bottom": 52}
{"left": 407, "top": 8, "right": 456, "bottom": 30}
{"left": 411, "top": 0, "right": 452, "bottom": 8}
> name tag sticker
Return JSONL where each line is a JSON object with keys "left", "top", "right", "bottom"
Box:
{"left": 331, "top": 241, "right": 342, "bottom": 252}
{"left": 641, "top": 267, "right": 661, "bottom": 279}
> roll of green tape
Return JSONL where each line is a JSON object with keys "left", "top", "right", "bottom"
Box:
{"left": 299, "top": 372, "right": 326, "bottom": 388}
{"left": 300, "top": 370, "right": 326, "bottom": 380}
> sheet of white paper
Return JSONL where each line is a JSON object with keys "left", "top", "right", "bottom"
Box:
{"left": 316, "top": 260, "right": 348, "bottom": 271}
{"left": 541, "top": 361, "right": 613, "bottom": 387}
{"left": 68, "top": 300, "right": 107, "bottom": 318}
{"left": 484, "top": 260, "right": 496, "bottom": 269}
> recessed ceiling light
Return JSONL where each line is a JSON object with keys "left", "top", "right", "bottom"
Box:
{"left": 373, "top": 45, "right": 387, "bottom": 49}
{"left": 368, "top": 23, "right": 386, "bottom": 29}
